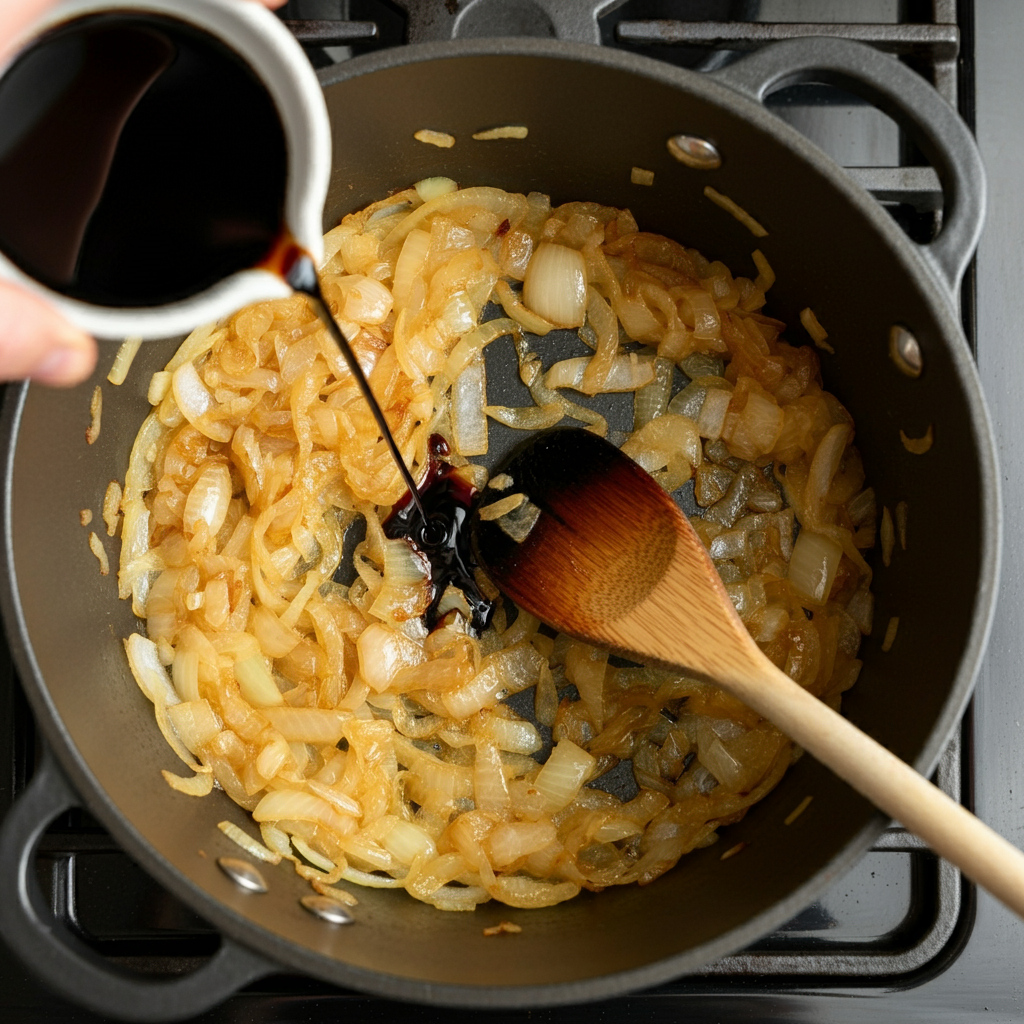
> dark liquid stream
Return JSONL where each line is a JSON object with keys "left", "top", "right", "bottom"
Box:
{"left": 283, "top": 250, "right": 491, "bottom": 628}
{"left": 278, "top": 247, "right": 490, "bottom": 627}
{"left": 0, "top": 10, "right": 489, "bottom": 619}
{"left": 278, "top": 247, "right": 425, "bottom": 519}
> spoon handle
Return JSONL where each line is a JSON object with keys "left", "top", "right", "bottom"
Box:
{"left": 729, "top": 658, "right": 1024, "bottom": 919}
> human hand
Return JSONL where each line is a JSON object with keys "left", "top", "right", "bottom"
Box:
{"left": 0, "top": 0, "right": 289, "bottom": 387}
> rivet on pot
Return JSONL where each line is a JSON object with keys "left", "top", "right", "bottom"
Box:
{"left": 889, "top": 325, "right": 923, "bottom": 378}
{"left": 301, "top": 894, "right": 354, "bottom": 925}
{"left": 667, "top": 134, "right": 722, "bottom": 170}
{"left": 217, "top": 857, "right": 268, "bottom": 894}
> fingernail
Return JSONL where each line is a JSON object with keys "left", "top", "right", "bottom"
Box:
{"left": 32, "top": 344, "right": 95, "bottom": 386}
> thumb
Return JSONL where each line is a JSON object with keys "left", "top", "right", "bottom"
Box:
{"left": 0, "top": 281, "right": 97, "bottom": 386}
{"left": 0, "top": 0, "right": 63, "bottom": 62}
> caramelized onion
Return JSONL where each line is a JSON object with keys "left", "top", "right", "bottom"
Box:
{"left": 122, "top": 185, "right": 876, "bottom": 915}
{"left": 522, "top": 243, "right": 588, "bottom": 328}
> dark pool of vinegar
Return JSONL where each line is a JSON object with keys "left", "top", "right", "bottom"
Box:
{"left": 0, "top": 12, "right": 288, "bottom": 307}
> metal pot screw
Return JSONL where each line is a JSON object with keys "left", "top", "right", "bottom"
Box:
{"left": 889, "top": 325, "right": 924, "bottom": 378}
{"left": 667, "top": 134, "right": 722, "bottom": 170}
{"left": 217, "top": 857, "right": 269, "bottom": 894}
{"left": 301, "top": 894, "right": 354, "bottom": 925}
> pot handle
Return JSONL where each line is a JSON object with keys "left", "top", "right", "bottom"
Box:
{"left": 398, "top": 0, "right": 625, "bottom": 46}
{"left": 709, "top": 37, "right": 985, "bottom": 302}
{"left": 0, "top": 748, "right": 275, "bottom": 1023}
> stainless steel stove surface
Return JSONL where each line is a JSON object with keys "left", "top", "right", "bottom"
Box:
{"left": 2, "top": 1, "right": 1022, "bottom": 1020}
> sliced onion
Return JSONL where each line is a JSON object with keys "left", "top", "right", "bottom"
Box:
{"left": 392, "top": 228, "right": 430, "bottom": 308}
{"left": 234, "top": 653, "right": 284, "bottom": 707}
{"left": 788, "top": 530, "right": 843, "bottom": 604}
{"left": 472, "top": 125, "right": 528, "bottom": 141}
{"left": 108, "top": 336, "right": 142, "bottom": 385}
{"left": 292, "top": 836, "right": 337, "bottom": 873}
{"left": 253, "top": 789, "right": 356, "bottom": 835}
{"left": 800, "top": 307, "right": 833, "bottom": 352}
{"left": 485, "top": 403, "right": 563, "bottom": 431}
{"left": 621, "top": 414, "right": 702, "bottom": 484}
{"left": 165, "top": 323, "right": 223, "bottom": 374}
{"left": 848, "top": 487, "right": 877, "bottom": 528}
{"left": 167, "top": 699, "right": 220, "bottom": 754}
{"left": 356, "top": 623, "right": 426, "bottom": 693}
{"left": 633, "top": 357, "right": 673, "bottom": 430}
{"left": 494, "top": 279, "right": 555, "bottom": 336}
{"left": 846, "top": 587, "right": 875, "bottom": 636}
{"left": 171, "top": 362, "right": 231, "bottom": 443}
{"left": 522, "top": 243, "right": 588, "bottom": 328}
{"left": 534, "top": 740, "right": 595, "bottom": 811}
{"left": 381, "top": 818, "right": 437, "bottom": 865}
{"left": 881, "top": 506, "right": 895, "bottom": 567}
{"left": 120, "top": 184, "right": 879, "bottom": 916}
{"left": 125, "top": 633, "right": 180, "bottom": 708}
{"left": 489, "top": 876, "right": 580, "bottom": 909}
{"left": 414, "top": 176, "right": 458, "bottom": 201}
{"left": 481, "top": 714, "right": 542, "bottom": 754}
{"left": 161, "top": 770, "right": 214, "bottom": 797}
{"left": 881, "top": 616, "right": 900, "bottom": 652}
{"left": 478, "top": 493, "right": 525, "bottom": 521}
{"left": 474, "top": 740, "right": 510, "bottom": 815}
{"left": 804, "top": 423, "right": 851, "bottom": 524}
{"left": 263, "top": 707, "right": 348, "bottom": 744}
{"left": 182, "top": 462, "right": 231, "bottom": 537}
{"left": 751, "top": 249, "right": 775, "bottom": 293}
{"left": 696, "top": 387, "right": 731, "bottom": 440}
{"left": 218, "top": 820, "right": 282, "bottom": 864}
{"left": 306, "top": 780, "right": 362, "bottom": 817}
{"left": 335, "top": 274, "right": 394, "bottom": 325}
{"left": 900, "top": 424, "right": 934, "bottom": 454}
{"left": 545, "top": 354, "right": 654, "bottom": 394}
{"left": 148, "top": 371, "right": 172, "bottom": 406}
{"left": 445, "top": 317, "right": 516, "bottom": 379}
{"left": 486, "top": 822, "right": 556, "bottom": 867}
{"left": 383, "top": 186, "right": 528, "bottom": 249}
{"left": 580, "top": 287, "right": 617, "bottom": 393}
{"left": 102, "top": 480, "right": 122, "bottom": 537}
{"left": 256, "top": 735, "right": 294, "bottom": 780}
{"left": 252, "top": 605, "right": 302, "bottom": 658}
{"left": 723, "top": 384, "right": 785, "bottom": 462}
{"left": 171, "top": 649, "right": 200, "bottom": 703}
{"left": 125, "top": 413, "right": 163, "bottom": 498}
{"left": 683, "top": 288, "right": 721, "bottom": 341}
{"left": 88, "top": 531, "right": 109, "bottom": 575}
{"left": 441, "top": 643, "right": 544, "bottom": 720}
{"left": 413, "top": 128, "right": 455, "bottom": 149}
{"left": 703, "top": 186, "right": 768, "bottom": 237}
{"left": 593, "top": 818, "right": 643, "bottom": 843}
{"left": 341, "top": 866, "right": 405, "bottom": 889}
{"left": 895, "top": 500, "right": 908, "bottom": 550}
{"left": 451, "top": 352, "right": 488, "bottom": 456}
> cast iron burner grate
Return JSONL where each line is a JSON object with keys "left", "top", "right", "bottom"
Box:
{"left": 0, "top": 0, "right": 983, "bottom": 1018}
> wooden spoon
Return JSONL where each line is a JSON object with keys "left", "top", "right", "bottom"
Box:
{"left": 472, "top": 428, "right": 1024, "bottom": 919}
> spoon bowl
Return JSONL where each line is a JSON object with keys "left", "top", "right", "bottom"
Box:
{"left": 472, "top": 427, "right": 1024, "bottom": 920}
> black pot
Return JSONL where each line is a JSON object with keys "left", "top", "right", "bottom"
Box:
{"left": 0, "top": 34, "right": 999, "bottom": 1022}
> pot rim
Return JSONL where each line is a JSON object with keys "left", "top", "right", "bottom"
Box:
{"left": 0, "top": 36, "right": 1002, "bottom": 1009}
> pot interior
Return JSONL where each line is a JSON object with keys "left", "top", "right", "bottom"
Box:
{"left": 2, "top": 46, "right": 991, "bottom": 1003}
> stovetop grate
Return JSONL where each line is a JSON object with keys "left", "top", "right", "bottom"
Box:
{"left": 0, "top": 0, "right": 990, "bottom": 1017}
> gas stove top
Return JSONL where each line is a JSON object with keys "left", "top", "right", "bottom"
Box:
{"left": 1, "top": 1, "right": 1021, "bottom": 1021}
